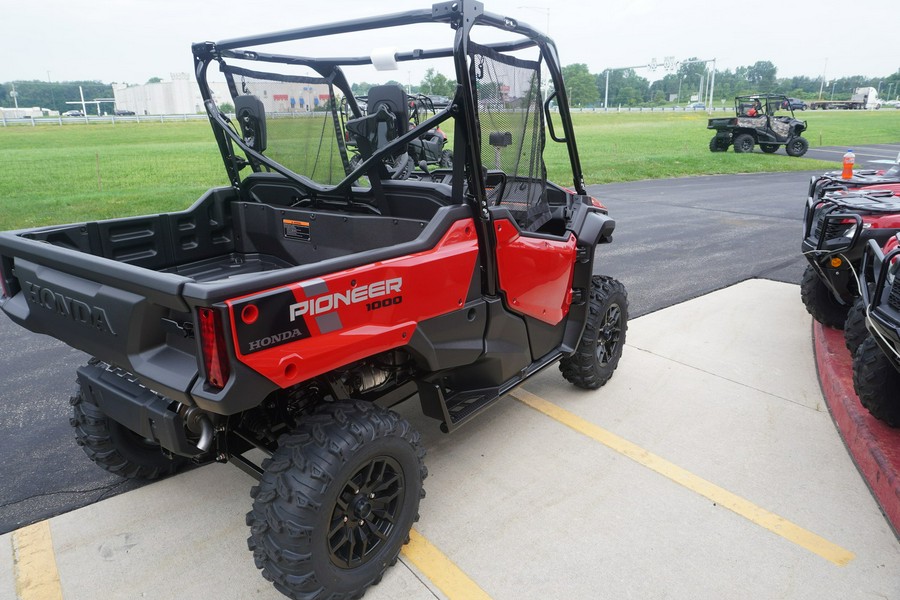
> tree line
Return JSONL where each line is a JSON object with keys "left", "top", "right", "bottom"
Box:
{"left": 3, "top": 63, "right": 898, "bottom": 113}
{"left": 562, "top": 60, "right": 900, "bottom": 108}
{"left": 0, "top": 81, "right": 113, "bottom": 114}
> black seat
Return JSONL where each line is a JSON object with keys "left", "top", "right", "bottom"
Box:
{"left": 347, "top": 85, "right": 409, "bottom": 156}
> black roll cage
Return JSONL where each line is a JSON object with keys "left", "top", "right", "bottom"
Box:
{"left": 191, "top": 0, "right": 585, "bottom": 202}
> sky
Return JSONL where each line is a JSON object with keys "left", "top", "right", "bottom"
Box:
{"left": 3, "top": 0, "right": 898, "bottom": 93}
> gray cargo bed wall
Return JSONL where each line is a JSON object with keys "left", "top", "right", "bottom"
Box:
{"left": 21, "top": 187, "right": 237, "bottom": 272}
{"left": 234, "top": 202, "right": 429, "bottom": 267}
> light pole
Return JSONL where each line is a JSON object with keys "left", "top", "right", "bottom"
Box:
{"left": 818, "top": 58, "right": 828, "bottom": 99}
{"left": 9, "top": 84, "right": 19, "bottom": 115}
{"left": 677, "top": 74, "right": 685, "bottom": 104}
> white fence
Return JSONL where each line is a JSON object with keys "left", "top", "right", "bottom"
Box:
{"left": 1, "top": 105, "right": 736, "bottom": 127}
{"left": 0, "top": 113, "right": 211, "bottom": 127}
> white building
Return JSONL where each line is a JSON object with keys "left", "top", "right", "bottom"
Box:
{"left": 1, "top": 106, "right": 59, "bottom": 119}
{"left": 112, "top": 73, "right": 229, "bottom": 115}
{"left": 113, "top": 73, "right": 331, "bottom": 115}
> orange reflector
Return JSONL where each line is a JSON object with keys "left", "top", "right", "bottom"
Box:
{"left": 830, "top": 257, "right": 843, "bottom": 268}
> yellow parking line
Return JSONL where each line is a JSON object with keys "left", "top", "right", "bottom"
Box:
{"left": 12, "top": 520, "right": 63, "bottom": 600}
{"left": 512, "top": 388, "right": 855, "bottom": 567}
{"left": 403, "top": 529, "right": 492, "bottom": 600}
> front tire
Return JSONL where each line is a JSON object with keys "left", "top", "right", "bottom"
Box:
{"left": 853, "top": 337, "right": 900, "bottom": 426}
{"left": 70, "top": 389, "right": 186, "bottom": 480}
{"left": 844, "top": 297, "right": 868, "bottom": 354}
{"left": 785, "top": 136, "right": 809, "bottom": 157}
{"left": 560, "top": 276, "right": 628, "bottom": 389}
{"left": 800, "top": 265, "right": 848, "bottom": 328}
{"left": 247, "top": 401, "right": 426, "bottom": 600}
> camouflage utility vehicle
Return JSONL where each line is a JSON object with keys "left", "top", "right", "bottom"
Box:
{"left": 0, "top": 2, "right": 627, "bottom": 598}
{"left": 708, "top": 94, "right": 809, "bottom": 156}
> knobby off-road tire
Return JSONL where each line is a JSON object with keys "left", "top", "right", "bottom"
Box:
{"left": 439, "top": 149, "right": 453, "bottom": 167}
{"left": 800, "top": 265, "right": 848, "bottom": 329}
{"left": 70, "top": 389, "right": 186, "bottom": 480}
{"left": 247, "top": 400, "right": 427, "bottom": 600}
{"left": 844, "top": 297, "right": 869, "bottom": 354}
{"left": 732, "top": 133, "right": 755, "bottom": 153}
{"left": 785, "top": 136, "right": 809, "bottom": 157}
{"left": 853, "top": 337, "right": 900, "bottom": 427}
{"left": 709, "top": 136, "right": 728, "bottom": 152}
{"left": 760, "top": 143, "right": 779, "bottom": 154}
{"left": 560, "top": 276, "right": 628, "bottom": 389}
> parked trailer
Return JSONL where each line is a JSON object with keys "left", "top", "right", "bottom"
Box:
{"left": 809, "top": 87, "right": 880, "bottom": 110}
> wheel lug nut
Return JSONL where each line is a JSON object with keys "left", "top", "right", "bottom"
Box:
{"left": 359, "top": 520, "right": 365, "bottom": 526}
{"left": 369, "top": 493, "right": 375, "bottom": 499}
{"left": 343, "top": 516, "right": 348, "bottom": 523}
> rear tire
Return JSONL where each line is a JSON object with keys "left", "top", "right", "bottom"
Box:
{"left": 760, "top": 144, "right": 779, "bottom": 154}
{"left": 70, "top": 389, "right": 186, "bottom": 480}
{"left": 853, "top": 337, "right": 900, "bottom": 427}
{"left": 560, "top": 276, "right": 628, "bottom": 389}
{"left": 709, "top": 136, "right": 728, "bottom": 152}
{"left": 732, "top": 134, "right": 754, "bottom": 153}
{"left": 800, "top": 265, "right": 848, "bottom": 328}
{"left": 246, "top": 401, "right": 426, "bottom": 600}
{"left": 844, "top": 297, "right": 868, "bottom": 354}
{"left": 785, "top": 136, "right": 809, "bottom": 157}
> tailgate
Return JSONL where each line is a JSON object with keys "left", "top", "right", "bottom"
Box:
{"left": 0, "top": 235, "right": 200, "bottom": 402}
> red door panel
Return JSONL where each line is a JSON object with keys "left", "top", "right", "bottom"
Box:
{"left": 493, "top": 218, "right": 576, "bottom": 325}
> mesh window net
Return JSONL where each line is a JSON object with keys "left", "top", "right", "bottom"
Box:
{"left": 221, "top": 65, "right": 350, "bottom": 186}
{"left": 469, "top": 42, "right": 549, "bottom": 232}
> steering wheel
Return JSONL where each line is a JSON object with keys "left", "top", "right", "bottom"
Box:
{"left": 388, "top": 153, "right": 413, "bottom": 180}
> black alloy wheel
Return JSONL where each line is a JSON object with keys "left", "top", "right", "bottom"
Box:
{"left": 560, "top": 276, "right": 628, "bottom": 389}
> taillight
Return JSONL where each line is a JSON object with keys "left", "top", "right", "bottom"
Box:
{"left": 198, "top": 307, "right": 230, "bottom": 389}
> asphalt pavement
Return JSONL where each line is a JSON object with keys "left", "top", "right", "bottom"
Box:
{"left": 803, "top": 143, "right": 900, "bottom": 167}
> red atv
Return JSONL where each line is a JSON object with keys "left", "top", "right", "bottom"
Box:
{"left": 0, "top": 3, "right": 626, "bottom": 598}
{"left": 853, "top": 234, "right": 900, "bottom": 426}
{"left": 800, "top": 172, "right": 900, "bottom": 342}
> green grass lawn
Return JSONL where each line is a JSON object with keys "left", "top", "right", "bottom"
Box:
{"left": 1, "top": 110, "right": 898, "bottom": 229}
{"left": 546, "top": 109, "right": 900, "bottom": 184}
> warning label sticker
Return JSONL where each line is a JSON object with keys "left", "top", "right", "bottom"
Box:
{"left": 282, "top": 219, "right": 311, "bottom": 242}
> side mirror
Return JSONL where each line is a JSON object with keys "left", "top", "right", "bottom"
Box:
{"left": 235, "top": 95, "right": 267, "bottom": 152}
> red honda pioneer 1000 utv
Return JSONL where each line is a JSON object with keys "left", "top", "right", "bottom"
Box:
{"left": 0, "top": 2, "right": 627, "bottom": 598}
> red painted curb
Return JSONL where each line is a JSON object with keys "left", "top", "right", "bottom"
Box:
{"left": 813, "top": 321, "right": 900, "bottom": 535}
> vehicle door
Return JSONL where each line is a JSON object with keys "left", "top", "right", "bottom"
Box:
{"left": 470, "top": 43, "right": 578, "bottom": 359}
